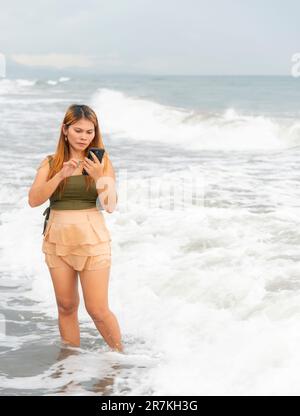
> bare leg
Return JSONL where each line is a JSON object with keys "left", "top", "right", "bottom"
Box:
{"left": 48, "top": 263, "right": 80, "bottom": 347}
{"left": 79, "top": 265, "right": 123, "bottom": 353}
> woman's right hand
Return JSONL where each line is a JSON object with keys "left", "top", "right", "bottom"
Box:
{"left": 59, "top": 159, "right": 81, "bottom": 179}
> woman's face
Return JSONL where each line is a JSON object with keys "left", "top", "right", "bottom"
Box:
{"left": 63, "top": 118, "right": 95, "bottom": 153}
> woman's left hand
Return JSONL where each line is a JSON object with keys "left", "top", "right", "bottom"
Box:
{"left": 82, "top": 151, "right": 105, "bottom": 182}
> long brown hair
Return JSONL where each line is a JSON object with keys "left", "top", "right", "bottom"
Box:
{"left": 47, "top": 104, "right": 110, "bottom": 198}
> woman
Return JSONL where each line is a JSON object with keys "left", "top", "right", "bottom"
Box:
{"left": 28, "top": 104, "right": 123, "bottom": 353}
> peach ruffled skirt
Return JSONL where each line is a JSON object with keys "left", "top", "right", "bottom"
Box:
{"left": 42, "top": 207, "right": 111, "bottom": 271}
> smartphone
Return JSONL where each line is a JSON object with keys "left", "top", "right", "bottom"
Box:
{"left": 82, "top": 147, "right": 105, "bottom": 176}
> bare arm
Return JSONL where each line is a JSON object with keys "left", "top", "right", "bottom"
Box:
{"left": 28, "top": 157, "right": 64, "bottom": 207}
{"left": 96, "top": 157, "right": 118, "bottom": 213}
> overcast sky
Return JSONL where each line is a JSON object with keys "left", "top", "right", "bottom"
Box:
{"left": 1, "top": 0, "right": 300, "bottom": 75}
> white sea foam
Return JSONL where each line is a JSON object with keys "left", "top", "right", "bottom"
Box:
{"left": 58, "top": 77, "right": 70, "bottom": 83}
{"left": 0, "top": 78, "right": 36, "bottom": 94}
{"left": 92, "top": 88, "right": 300, "bottom": 151}
{"left": 2, "top": 162, "right": 300, "bottom": 394}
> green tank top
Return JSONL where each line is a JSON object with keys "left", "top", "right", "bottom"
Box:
{"left": 42, "top": 155, "right": 100, "bottom": 235}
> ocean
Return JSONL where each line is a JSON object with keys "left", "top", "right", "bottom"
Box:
{"left": 1, "top": 74, "right": 300, "bottom": 395}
